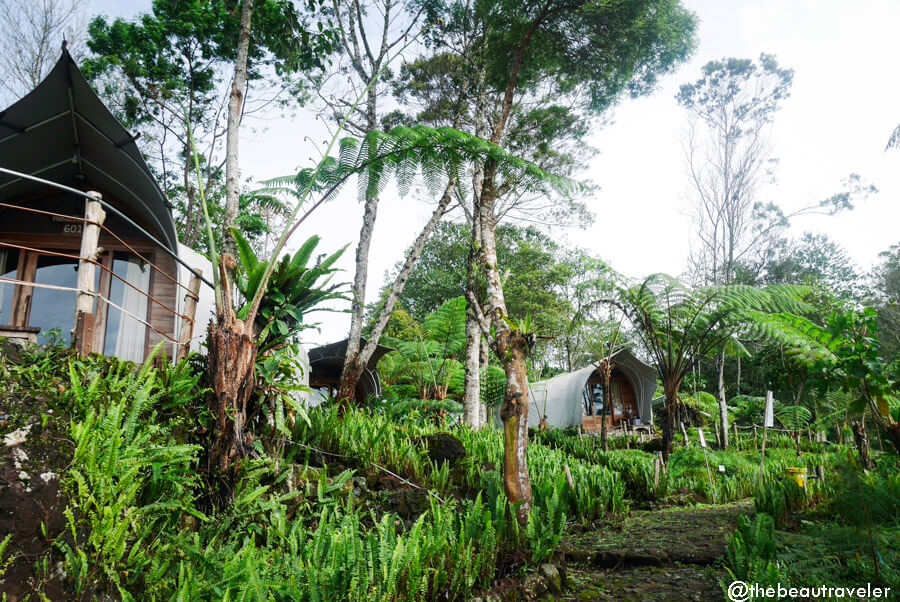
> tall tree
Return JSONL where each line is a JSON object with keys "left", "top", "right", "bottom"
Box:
{"left": 390, "top": 8, "right": 598, "bottom": 424}
{"left": 223, "top": 0, "right": 255, "bottom": 255}
{"left": 602, "top": 274, "right": 812, "bottom": 462}
{"left": 326, "top": 0, "right": 448, "bottom": 405}
{"left": 677, "top": 54, "right": 793, "bottom": 449}
{"left": 871, "top": 243, "right": 900, "bottom": 365}
{"left": 84, "top": 0, "right": 335, "bottom": 250}
{"left": 677, "top": 55, "right": 872, "bottom": 448}
{"left": 0, "top": 0, "right": 86, "bottom": 104}
{"left": 460, "top": 0, "right": 697, "bottom": 521}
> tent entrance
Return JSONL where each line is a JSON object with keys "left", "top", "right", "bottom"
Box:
{"left": 581, "top": 368, "right": 638, "bottom": 430}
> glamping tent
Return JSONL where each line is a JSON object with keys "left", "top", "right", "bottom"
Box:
{"left": 306, "top": 338, "right": 393, "bottom": 406}
{"left": 525, "top": 348, "right": 658, "bottom": 430}
{"left": 0, "top": 50, "right": 213, "bottom": 361}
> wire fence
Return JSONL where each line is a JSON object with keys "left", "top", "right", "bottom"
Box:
{"left": 0, "top": 197, "right": 200, "bottom": 347}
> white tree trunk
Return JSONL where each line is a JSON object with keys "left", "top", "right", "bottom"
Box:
{"left": 717, "top": 350, "right": 730, "bottom": 449}
{"left": 357, "top": 180, "right": 456, "bottom": 370}
{"left": 224, "top": 0, "right": 253, "bottom": 255}
{"left": 463, "top": 310, "right": 482, "bottom": 427}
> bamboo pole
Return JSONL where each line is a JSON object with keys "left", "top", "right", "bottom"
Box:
{"left": 176, "top": 270, "right": 203, "bottom": 363}
{"left": 73, "top": 192, "right": 105, "bottom": 355}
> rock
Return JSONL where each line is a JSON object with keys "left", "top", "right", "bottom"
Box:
{"left": 351, "top": 476, "right": 368, "bottom": 495}
{"left": 521, "top": 573, "right": 548, "bottom": 600}
{"left": 538, "top": 562, "right": 563, "bottom": 594}
{"left": 12, "top": 447, "right": 28, "bottom": 469}
{"left": 386, "top": 488, "right": 432, "bottom": 517}
{"left": 0, "top": 337, "right": 30, "bottom": 365}
{"left": 4, "top": 424, "right": 32, "bottom": 448}
{"left": 420, "top": 433, "right": 466, "bottom": 466}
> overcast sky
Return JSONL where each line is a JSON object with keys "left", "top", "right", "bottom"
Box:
{"left": 87, "top": 0, "right": 900, "bottom": 345}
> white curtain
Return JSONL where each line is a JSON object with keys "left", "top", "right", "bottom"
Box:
{"left": 0, "top": 250, "right": 10, "bottom": 324}
{"left": 113, "top": 258, "right": 150, "bottom": 362}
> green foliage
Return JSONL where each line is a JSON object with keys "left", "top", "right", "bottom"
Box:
{"left": 776, "top": 404, "right": 813, "bottom": 433}
{"left": 262, "top": 125, "right": 579, "bottom": 210}
{"left": 723, "top": 513, "right": 781, "bottom": 587}
{"left": 83, "top": 0, "right": 337, "bottom": 250}
{"left": 233, "top": 229, "right": 347, "bottom": 351}
{"left": 755, "top": 478, "right": 809, "bottom": 529}
{"left": 730, "top": 395, "right": 767, "bottom": 424}
{"left": 379, "top": 297, "right": 468, "bottom": 417}
{"left": 57, "top": 350, "right": 202, "bottom": 598}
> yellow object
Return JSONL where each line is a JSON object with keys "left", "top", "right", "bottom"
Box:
{"left": 785, "top": 467, "right": 807, "bottom": 488}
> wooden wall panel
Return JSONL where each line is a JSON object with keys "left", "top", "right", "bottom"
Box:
{"left": 144, "top": 249, "right": 178, "bottom": 362}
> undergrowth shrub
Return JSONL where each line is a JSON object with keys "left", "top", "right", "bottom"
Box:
{"left": 723, "top": 513, "right": 781, "bottom": 588}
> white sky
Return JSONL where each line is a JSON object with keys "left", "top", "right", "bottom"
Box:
{"left": 88, "top": 0, "right": 900, "bottom": 345}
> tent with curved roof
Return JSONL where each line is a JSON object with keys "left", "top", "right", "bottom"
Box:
{"left": 0, "top": 50, "right": 214, "bottom": 360}
{"left": 522, "top": 348, "right": 658, "bottom": 430}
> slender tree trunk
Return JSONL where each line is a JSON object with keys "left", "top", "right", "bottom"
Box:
{"left": 353, "top": 180, "right": 457, "bottom": 398}
{"left": 337, "top": 172, "right": 379, "bottom": 403}
{"left": 463, "top": 306, "right": 482, "bottom": 427}
{"left": 223, "top": 0, "right": 253, "bottom": 255}
{"left": 716, "top": 350, "right": 729, "bottom": 449}
{"left": 463, "top": 178, "right": 484, "bottom": 427}
{"left": 851, "top": 420, "right": 876, "bottom": 470}
{"left": 479, "top": 164, "right": 532, "bottom": 523}
{"left": 600, "top": 383, "right": 609, "bottom": 453}
{"left": 498, "top": 328, "right": 533, "bottom": 524}
{"left": 661, "top": 378, "right": 682, "bottom": 464}
{"left": 463, "top": 62, "right": 488, "bottom": 427}
{"left": 206, "top": 0, "right": 255, "bottom": 487}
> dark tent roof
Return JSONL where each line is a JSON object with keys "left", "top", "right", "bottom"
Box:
{"left": 308, "top": 337, "right": 393, "bottom": 375}
{"left": 0, "top": 50, "right": 177, "bottom": 251}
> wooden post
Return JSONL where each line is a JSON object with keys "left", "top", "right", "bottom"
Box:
{"left": 176, "top": 270, "right": 203, "bottom": 363}
{"left": 73, "top": 192, "right": 105, "bottom": 355}
{"left": 733, "top": 422, "right": 739, "bottom": 443}
{"left": 563, "top": 464, "right": 576, "bottom": 491}
{"left": 680, "top": 421, "right": 690, "bottom": 446}
{"left": 759, "top": 392, "right": 772, "bottom": 484}
{"left": 653, "top": 455, "right": 660, "bottom": 487}
{"left": 815, "top": 465, "right": 825, "bottom": 484}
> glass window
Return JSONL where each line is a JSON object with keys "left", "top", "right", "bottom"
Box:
{"left": 0, "top": 249, "right": 19, "bottom": 325}
{"left": 28, "top": 254, "right": 102, "bottom": 345}
{"left": 103, "top": 252, "right": 150, "bottom": 362}
{"left": 29, "top": 255, "right": 81, "bottom": 344}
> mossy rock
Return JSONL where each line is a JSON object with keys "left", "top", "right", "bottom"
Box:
{"left": 419, "top": 432, "right": 466, "bottom": 466}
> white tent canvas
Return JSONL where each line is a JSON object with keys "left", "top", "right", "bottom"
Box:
{"left": 495, "top": 348, "right": 658, "bottom": 430}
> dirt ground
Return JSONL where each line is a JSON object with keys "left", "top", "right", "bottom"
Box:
{"left": 550, "top": 501, "right": 753, "bottom": 601}
{"left": 0, "top": 391, "right": 71, "bottom": 601}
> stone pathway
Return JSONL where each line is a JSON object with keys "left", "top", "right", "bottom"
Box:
{"left": 551, "top": 501, "right": 753, "bottom": 601}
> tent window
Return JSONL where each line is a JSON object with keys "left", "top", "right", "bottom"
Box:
{"left": 0, "top": 249, "right": 20, "bottom": 325}
{"left": 103, "top": 252, "right": 150, "bottom": 362}
{"left": 610, "top": 381, "right": 624, "bottom": 417}
{"left": 28, "top": 254, "right": 98, "bottom": 345}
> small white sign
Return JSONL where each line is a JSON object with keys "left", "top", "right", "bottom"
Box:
{"left": 718, "top": 465, "right": 726, "bottom": 473}
{"left": 698, "top": 427, "right": 707, "bottom": 448}
{"left": 764, "top": 391, "right": 774, "bottom": 428}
